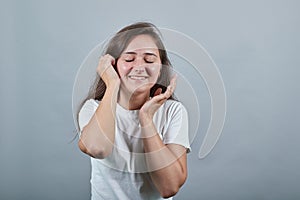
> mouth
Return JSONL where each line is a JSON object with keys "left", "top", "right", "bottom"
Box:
{"left": 128, "top": 75, "right": 149, "bottom": 80}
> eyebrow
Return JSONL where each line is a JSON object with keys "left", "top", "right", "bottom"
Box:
{"left": 124, "top": 52, "right": 158, "bottom": 57}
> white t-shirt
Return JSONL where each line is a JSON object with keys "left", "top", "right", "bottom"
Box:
{"left": 78, "top": 99, "right": 190, "bottom": 200}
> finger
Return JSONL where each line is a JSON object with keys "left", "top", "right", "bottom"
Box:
{"left": 151, "top": 75, "right": 177, "bottom": 102}
{"left": 170, "top": 74, "right": 177, "bottom": 91}
{"left": 164, "top": 81, "right": 175, "bottom": 98}
{"left": 166, "top": 75, "right": 177, "bottom": 96}
{"left": 105, "top": 54, "right": 115, "bottom": 66}
{"left": 150, "top": 91, "right": 169, "bottom": 103}
{"left": 97, "top": 54, "right": 115, "bottom": 76}
{"left": 97, "top": 63, "right": 110, "bottom": 77}
{"left": 164, "top": 86, "right": 173, "bottom": 99}
{"left": 102, "top": 54, "right": 115, "bottom": 67}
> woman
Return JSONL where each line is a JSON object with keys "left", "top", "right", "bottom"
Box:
{"left": 77, "top": 22, "right": 190, "bottom": 200}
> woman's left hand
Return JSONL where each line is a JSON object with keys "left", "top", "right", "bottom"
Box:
{"left": 139, "top": 75, "right": 177, "bottom": 127}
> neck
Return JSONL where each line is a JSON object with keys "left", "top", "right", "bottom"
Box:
{"left": 118, "top": 89, "right": 150, "bottom": 110}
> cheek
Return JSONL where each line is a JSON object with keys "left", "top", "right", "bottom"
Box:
{"left": 147, "top": 65, "right": 161, "bottom": 78}
{"left": 117, "top": 62, "right": 132, "bottom": 77}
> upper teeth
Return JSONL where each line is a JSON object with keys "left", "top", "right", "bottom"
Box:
{"left": 129, "top": 76, "right": 147, "bottom": 80}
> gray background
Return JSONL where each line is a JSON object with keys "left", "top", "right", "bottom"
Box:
{"left": 1, "top": 0, "right": 299, "bottom": 199}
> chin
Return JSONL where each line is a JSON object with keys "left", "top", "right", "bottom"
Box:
{"left": 129, "top": 83, "right": 154, "bottom": 95}
{"left": 133, "top": 85, "right": 151, "bottom": 93}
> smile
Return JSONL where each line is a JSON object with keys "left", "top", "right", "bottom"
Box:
{"left": 128, "top": 75, "right": 148, "bottom": 80}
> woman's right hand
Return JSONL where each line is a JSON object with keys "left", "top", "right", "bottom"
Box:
{"left": 97, "top": 54, "right": 120, "bottom": 86}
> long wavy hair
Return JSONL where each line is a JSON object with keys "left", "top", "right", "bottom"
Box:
{"left": 76, "top": 22, "right": 175, "bottom": 129}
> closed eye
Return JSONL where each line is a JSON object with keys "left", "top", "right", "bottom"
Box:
{"left": 144, "top": 55, "right": 156, "bottom": 63}
{"left": 145, "top": 59, "right": 154, "bottom": 63}
{"left": 125, "top": 59, "right": 134, "bottom": 62}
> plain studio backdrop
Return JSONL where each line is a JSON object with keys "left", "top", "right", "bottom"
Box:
{"left": 1, "top": 0, "right": 299, "bottom": 199}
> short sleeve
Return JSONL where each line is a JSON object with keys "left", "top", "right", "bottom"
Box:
{"left": 78, "top": 99, "right": 99, "bottom": 136}
{"left": 162, "top": 101, "right": 191, "bottom": 153}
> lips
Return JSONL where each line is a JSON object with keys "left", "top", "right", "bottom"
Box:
{"left": 128, "top": 75, "right": 148, "bottom": 80}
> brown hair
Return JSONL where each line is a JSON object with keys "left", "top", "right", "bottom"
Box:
{"left": 76, "top": 22, "right": 175, "bottom": 131}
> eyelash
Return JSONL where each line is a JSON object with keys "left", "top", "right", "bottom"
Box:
{"left": 125, "top": 59, "right": 134, "bottom": 62}
{"left": 125, "top": 59, "right": 154, "bottom": 63}
{"left": 145, "top": 60, "right": 154, "bottom": 63}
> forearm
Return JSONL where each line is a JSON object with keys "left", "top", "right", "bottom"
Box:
{"left": 142, "top": 122, "right": 186, "bottom": 198}
{"left": 79, "top": 82, "right": 119, "bottom": 158}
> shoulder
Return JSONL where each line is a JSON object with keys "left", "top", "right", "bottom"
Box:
{"left": 78, "top": 99, "right": 100, "bottom": 132}
{"left": 163, "top": 100, "right": 187, "bottom": 114}
{"left": 80, "top": 99, "right": 99, "bottom": 111}
{"left": 157, "top": 100, "right": 188, "bottom": 121}
{"left": 78, "top": 99, "right": 100, "bottom": 118}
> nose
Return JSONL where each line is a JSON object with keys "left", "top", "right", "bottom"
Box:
{"left": 134, "top": 68, "right": 145, "bottom": 73}
{"left": 132, "top": 57, "right": 146, "bottom": 73}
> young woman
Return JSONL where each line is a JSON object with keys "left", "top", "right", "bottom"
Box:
{"left": 77, "top": 22, "right": 190, "bottom": 200}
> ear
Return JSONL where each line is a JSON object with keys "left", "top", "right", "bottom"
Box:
{"left": 153, "top": 87, "right": 163, "bottom": 96}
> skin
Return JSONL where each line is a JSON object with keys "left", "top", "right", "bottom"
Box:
{"left": 78, "top": 54, "right": 120, "bottom": 158}
{"left": 78, "top": 34, "right": 187, "bottom": 198}
{"left": 116, "top": 34, "right": 162, "bottom": 110}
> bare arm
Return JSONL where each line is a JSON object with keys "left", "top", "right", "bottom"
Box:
{"left": 139, "top": 76, "right": 188, "bottom": 198}
{"left": 78, "top": 54, "right": 120, "bottom": 159}
{"left": 142, "top": 124, "right": 187, "bottom": 198}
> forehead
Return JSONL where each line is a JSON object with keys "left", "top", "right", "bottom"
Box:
{"left": 124, "top": 34, "right": 159, "bottom": 53}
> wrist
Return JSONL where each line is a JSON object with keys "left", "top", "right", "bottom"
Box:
{"left": 139, "top": 117, "right": 152, "bottom": 128}
{"left": 139, "top": 113, "right": 152, "bottom": 127}
{"left": 107, "top": 80, "right": 120, "bottom": 90}
{"left": 140, "top": 120, "right": 157, "bottom": 138}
